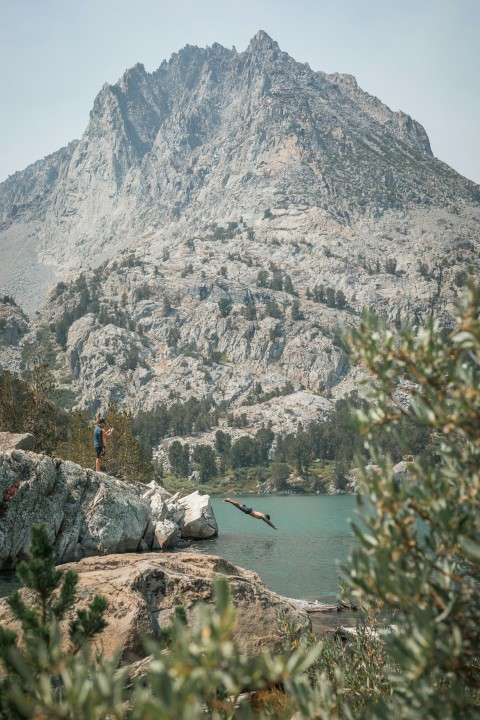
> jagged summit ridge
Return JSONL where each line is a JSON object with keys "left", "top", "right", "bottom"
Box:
{"left": 246, "top": 29, "right": 281, "bottom": 52}
{"left": 0, "top": 30, "right": 478, "bottom": 315}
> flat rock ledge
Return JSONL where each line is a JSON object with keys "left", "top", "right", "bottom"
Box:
{"left": 286, "top": 597, "right": 357, "bottom": 614}
{"left": 0, "top": 552, "right": 310, "bottom": 662}
{"left": 0, "top": 438, "right": 217, "bottom": 570}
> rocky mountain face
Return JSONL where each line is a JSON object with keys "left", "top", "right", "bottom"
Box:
{"left": 0, "top": 298, "right": 28, "bottom": 347}
{"left": 0, "top": 30, "right": 479, "bottom": 436}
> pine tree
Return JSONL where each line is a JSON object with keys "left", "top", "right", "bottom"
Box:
{"left": 283, "top": 274, "right": 295, "bottom": 295}
{"left": 290, "top": 299, "right": 303, "bottom": 320}
{"left": 218, "top": 297, "right": 232, "bottom": 317}
{"left": 102, "top": 403, "right": 154, "bottom": 481}
{"left": 255, "top": 427, "right": 274, "bottom": 464}
{"left": 335, "top": 289, "right": 347, "bottom": 308}
{"left": 168, "top": 441, "right": 190, "bottom": 477}
{"left": 59, "top": 408, "right": 92, "bottom": 467}
{"left": 192, "top": 444, "right": 217, "bottom": 482}
{"left": 0, "top": 525, "right": 110, "bottom": 718}
{"left": 215, "top": 430, "right": 231, "bottom": 472}
{"left": 256, "top": 270, "right": 269, "bottom": 288}
{"left": 230, "top": 436, "right": 258, "bottom": 468}
{"left": 0, "top": 366, "right": 66, "bottom": 455}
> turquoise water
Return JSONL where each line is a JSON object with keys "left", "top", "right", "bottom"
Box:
{"left": 190, "top": 495, "right": 357, "bottom": 602}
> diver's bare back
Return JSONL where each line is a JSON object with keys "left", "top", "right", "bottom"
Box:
{"left": 223, "top": 498, "right": 277, "bottom": 530}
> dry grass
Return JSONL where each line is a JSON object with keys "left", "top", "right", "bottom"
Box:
{"left": 250, "top": 685, "right": 295, "bottom": 718}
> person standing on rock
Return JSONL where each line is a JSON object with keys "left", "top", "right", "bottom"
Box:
{"left": 94, "top": 418, "right": 114, "bottom": 472}
{"left": 223, "top": 498, "right": 277, "bottom": 529}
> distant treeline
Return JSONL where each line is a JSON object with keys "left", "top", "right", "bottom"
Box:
{"left": 133, "top": 398, "right": 224, "bottom": 453}
{"left": 157, "top": 392, "right": 433, "bottom": 491}
{"left": 1, "top": 364, "right": 433, "bottom": 492}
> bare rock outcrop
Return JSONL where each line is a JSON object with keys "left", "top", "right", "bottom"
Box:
{"left": 177, "top": 490, "right": 218, "bottom": 539}
{"left": 0, "top": 432, "right": 35, "bottom": 453}
{"left": 0, "top": 442, "right": 217, "bottom": 569}
{"left": 347, "top": 457, "right": 417, "bottom": 492}
{"left": 0, "top": 552, "right": 310, "bottom": 662}
{"left": 0, "top": 301, "right": 29, "bottom": 346}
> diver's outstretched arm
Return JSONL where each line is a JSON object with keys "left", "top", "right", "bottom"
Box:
{"left": 262, "top": 516, "right": 277, "bottom": 530}
{"left": 251, "top": 510, "right": 277, "bottom": 529}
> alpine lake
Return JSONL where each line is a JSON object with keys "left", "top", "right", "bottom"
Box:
{"left": 0, "top": 494, "right": 358, "bottom": 629}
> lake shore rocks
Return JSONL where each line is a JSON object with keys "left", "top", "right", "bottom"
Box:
{"left": 0, "top": 552, "right": 311, "bottom": 662}
{"left": 177, "top": 491, "right": 219, "bottom": 539}
{"left": 348, "top": 457, "right": 416, "bottom": 492}
{"left": 0, "top": 438, "right": 217, "bottom": 569}
{"left": 286, "top": 597, "right": 357, "bottom": 614}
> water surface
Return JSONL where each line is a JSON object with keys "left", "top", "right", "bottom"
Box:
{"left": 0, "top": 570, "right": 21, "bottom": 599}
{"left": 191, "top": 495, "right": 357, "bottom": 602}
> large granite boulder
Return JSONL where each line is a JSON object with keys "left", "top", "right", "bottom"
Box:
{"left": 0, "top": 432, "right": 35, "bottom": 453}
{"left": 80, "top": 481, "right": 151, "bottom": 556}
{"left": 176, "top": 491, "right": 218, "bottom": 539}
{"left": 142, "top": 484, "right": 218, "bottom": 540}
{"left": 0, "top": 441, "right": 217, "bottom": 569}
{"left": 152, "top": 519, "right": 179, "bottom": 550}
{"left": 0, "top": 552, "right": 310, "bottom": 663}
{"left": 348, "top": 459, "right": 416, "bottom": 492}
{"left": 142, "top": 481, "right": 172, "bottom": 502}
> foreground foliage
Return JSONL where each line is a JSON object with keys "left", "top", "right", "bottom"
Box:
{"left": 344, "top": 283, "right": 480, "bottom": 718}
{"left": 0, "top": 526, "right": 112, "bottom": 719}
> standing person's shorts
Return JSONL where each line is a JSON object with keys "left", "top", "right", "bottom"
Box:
{"left": 95, "top": 447, "right": 105, "bottom": 458}
{"left": 240, "top": 505, "right": 252, "bottom": 515}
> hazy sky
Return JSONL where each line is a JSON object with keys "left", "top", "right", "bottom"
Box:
{"left": 1, "top": 0, "right": 479, "bottom": 184}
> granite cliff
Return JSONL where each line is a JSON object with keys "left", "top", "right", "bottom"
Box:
{"left": 0, "top": 433, "right": 217, "bottom": 569}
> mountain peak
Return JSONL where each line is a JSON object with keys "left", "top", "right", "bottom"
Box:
{"left": 0, "top": 29, "right": 478, "bottom": 319}
{"left": 0, "top": 30, "right": 478, "bottom": 428}
{"left": 123, "top": 62, "right": 147, "bottom": 77}
{"left": 247, "top": 30, "right": 280, "bottom": 53}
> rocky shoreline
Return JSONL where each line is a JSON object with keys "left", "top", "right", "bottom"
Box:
{"left": 0, "top": 432, "right": 311, "bottom": 659}
{"left": 0, "top": 551, "right": 311, "bottom": 662}
{"left": 0, "top": 431, "right": 360, "bottom": 661}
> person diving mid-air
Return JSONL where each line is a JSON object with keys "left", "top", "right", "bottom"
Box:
{"left": 223, "top": 498, "right": 277, "bottom": 529}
